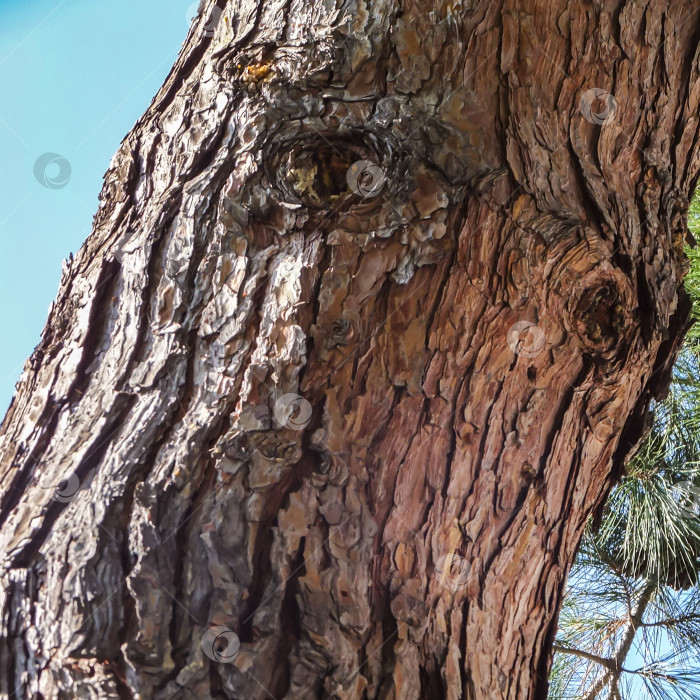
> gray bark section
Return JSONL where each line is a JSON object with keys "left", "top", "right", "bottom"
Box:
{"left": 1, "top": 1, "right": 700, "bottom": 698}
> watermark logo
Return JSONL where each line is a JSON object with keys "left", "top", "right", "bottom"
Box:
{"left": 201, "top": 626, "right": 240, "bottom": 663}
{"left": 579, "top": 88, "right": 617, "bottom": 126}
{"left": 672, "top": 480, "right": 700, "bottom": 518}
{"left": 186, "top": 3, "right": 222, "bottom": 37}
{"left": 34, "top": 153, "right": 71, "bottom": 189}
{"left": 434, "top": 552, "right": 470, "bottom": 591}
{"left": 42, "top": 473, "right": 80, "bottom": 503}
{"left": 209, "top": 340, "right": 226, "bottom": 373}
{"left": 346, "top": 160, "right": 386, "bottom": 198}
{"left": 506, "top": 321, "right": 546, "bottom": 358}
{"left": 273, "top": 393, "right": 312, "bottom": 431}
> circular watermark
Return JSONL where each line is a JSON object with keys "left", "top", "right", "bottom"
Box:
{"left": 201, "top": 626, "right": 240, "bottom": 663}
{"left": 346, "top": 160, "right": 386, "bottom": 198}
{"left": 273, "top": 393, "right": 312, "bottom": 431}
{"left": 579, "top": 88, "right": 617, "bottom": 126}
{"left": 672, "top": 480, "right": 700, "bottom": 518}
{"left": 434, "top": 552, "right": 470, "bottom": 591}
{"left": 42, "top": 473, "right": 80, "bottom": 503}
{"left": 209, "top": 341, "right": 226, "bottom": 372}
{"left": 506, "top": 321, "right": 546, "bottom": 358}
{"left": 34, "top": 153, "right": 71, "bottom": 190}
{"left": 186, "top": 3, "right": 222, "bottom": 37}
{"left": 185, "top": 1, "right": 200, "bottom": 23}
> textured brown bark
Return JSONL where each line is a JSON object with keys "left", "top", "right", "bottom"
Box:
{"left": 2, "top": 1, "right": 700, "bottom": 698}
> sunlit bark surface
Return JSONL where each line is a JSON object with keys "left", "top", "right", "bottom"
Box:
{"left": 2, "top": 1, "right": 700, "bottom": 698}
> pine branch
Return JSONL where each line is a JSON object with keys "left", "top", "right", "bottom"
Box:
{"left": 561, "top": 582, "right": 657, "bottom": 700}
{"left": 608, "top": 582, "right": 657, "bottom": 684}
{"left": 639, "top": 613, "right": 700, "bottom": 629}
{"left": 552, "top": 643, "right": 615, "bottom": 670}
{"left": 582, "top": 670, "right": 611, "bottom": 700}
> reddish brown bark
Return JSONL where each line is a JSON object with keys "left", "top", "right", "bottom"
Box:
{"left": 1, "top": 1, "right": 700, "bottom": 698}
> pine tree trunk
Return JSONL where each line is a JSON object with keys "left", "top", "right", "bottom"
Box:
{"left": 2, "top": 1, "right": 700, "bottom": 698}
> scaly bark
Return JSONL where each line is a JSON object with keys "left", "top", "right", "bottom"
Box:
{"left": 2, "top": 1, "right": 700, "bottom": 698}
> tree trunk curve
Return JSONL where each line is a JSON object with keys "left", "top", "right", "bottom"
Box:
{"left": 2, "top": 1, "right": 700, "bottom": 699}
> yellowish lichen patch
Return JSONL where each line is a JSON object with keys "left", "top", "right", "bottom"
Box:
{"left": 237, "top": 61, "right": 274, "bottom": 86}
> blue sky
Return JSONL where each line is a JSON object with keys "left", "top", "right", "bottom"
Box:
{"left": 0, "top": 0, "right": 194, "bottom": 415}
